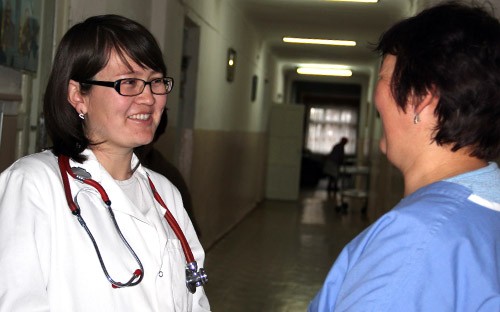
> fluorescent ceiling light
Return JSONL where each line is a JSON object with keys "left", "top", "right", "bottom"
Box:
{"left": 297, "top": 67, "right": 352, "bottom": 76}
{"left": 298, "top": 63, "right": 350, "bottom": 69}
{"left": 283, "top": 37, "right": 356, "bottom": 46}
{"left": 326, "top": 0, "right": 378, "bottom": 3}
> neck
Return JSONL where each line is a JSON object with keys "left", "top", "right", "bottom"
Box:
{"left": 91, "top": 147, "right": 135, "bottom": 181}
{"left": 402, "top": 147, "right": 487, "bottom": 196}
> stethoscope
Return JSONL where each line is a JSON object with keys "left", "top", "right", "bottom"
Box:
{"left": 58, "top": 154, "right": 208, "bottom": 293}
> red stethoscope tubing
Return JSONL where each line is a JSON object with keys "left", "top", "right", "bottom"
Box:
{"left": 59, "top": 156, "right": 110, "bottom": 212}
{"left": 58, "top": 155, "right": 195, "bottom": 264}
{"left": 147, "top": 177, "right": 195, "bottom": 262}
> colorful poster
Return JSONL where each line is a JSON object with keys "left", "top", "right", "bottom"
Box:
{"left": 0, "top": 0, "right": 41, "bottom": 72}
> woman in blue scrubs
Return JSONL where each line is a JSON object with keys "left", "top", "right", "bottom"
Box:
{"left": 309, "top": 2, "right": 500, "bottom": 311}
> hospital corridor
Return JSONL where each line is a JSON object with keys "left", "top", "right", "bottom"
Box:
{"left": 204, "top": 180, "right": 370, "bottom": 311}
{"left": 1, "top": 0, "right": 499, "bottom": 311}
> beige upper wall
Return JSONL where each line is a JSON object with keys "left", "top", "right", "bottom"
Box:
{"left": 416, "top": 0, "right": 500, "bottom": 15}
{"left": 179, "top": 0, "right": 269, "bottom": 132}
{"left": 68, "top": 0, "right": 153, "bottom": 27}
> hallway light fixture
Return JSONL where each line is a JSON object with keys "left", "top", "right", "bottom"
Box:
{"left": 283, "top": 37, "right": 356, "bottom": 47}
{"left": 298, "top": 63, "right": 350, "bottom": 69}
{"left": 326, "top": 0, "right": 378, "bottom": 3}
{"left": 297, "top": 65, "right": 352, "bottom": 77}
{"left": 227, "top": 48, "right": 237, "bottom": 82}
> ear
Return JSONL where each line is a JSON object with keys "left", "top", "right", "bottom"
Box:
{"left": 68, "top": 80, "right": 88, "bottom": 114}
{"left": 412, "top": 87, "right": 439, "bottom": 116}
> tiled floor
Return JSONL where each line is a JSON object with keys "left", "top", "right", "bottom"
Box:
{"left": 204, "top": 181, "right": 371, "bottom": 311}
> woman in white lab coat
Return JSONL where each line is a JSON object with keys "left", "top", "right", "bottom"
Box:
{"left": 0, "top": 14, "right": 210, "bottom": 311}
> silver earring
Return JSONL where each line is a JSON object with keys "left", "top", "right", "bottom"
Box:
{"left": 413, "top": 114, "right": 420, "bottom": 124}
{"left": 78, "top": 113, "right": 85, "bottom": 120}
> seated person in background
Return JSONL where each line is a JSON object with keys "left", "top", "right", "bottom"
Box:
{"left": 323, "top": 137, "right": 348, "bottom": 193}
{"left": 309, "top": 1, "right": 500, "bottom": 311}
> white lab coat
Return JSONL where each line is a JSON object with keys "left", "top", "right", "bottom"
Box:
{"left": 0, "top": 149, "right": 210, "bottom": 311}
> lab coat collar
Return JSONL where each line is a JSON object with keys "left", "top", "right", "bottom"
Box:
{"left": 68, "top": 149, "right": 152, "bottom": 223}
{"left": 75, "top": 149, "right": 142, "bottom": 181}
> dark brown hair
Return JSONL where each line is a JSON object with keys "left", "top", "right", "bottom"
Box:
{"left": 375, "top": 1, "right": 500, "bottom": 160}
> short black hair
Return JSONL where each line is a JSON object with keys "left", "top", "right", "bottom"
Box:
{"left": 44, "top": 14, "right": 167, "bottom": 162}
{"left": 375, "top": 1, "right": 500, "bottom": 160}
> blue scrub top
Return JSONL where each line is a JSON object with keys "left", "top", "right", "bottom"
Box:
{"left": 309, "top": 175, "right": 500, "bottom": 311}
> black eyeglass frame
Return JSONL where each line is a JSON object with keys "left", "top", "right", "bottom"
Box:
{"left": 79, "top": 77, "right": 174, "bottom": 96}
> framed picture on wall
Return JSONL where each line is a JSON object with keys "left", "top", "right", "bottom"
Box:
{"left": 251, "top": 75, "right": 258, "bottom": 101}
{"left": 0, "top": 0, "right": 41, "bottom": 72}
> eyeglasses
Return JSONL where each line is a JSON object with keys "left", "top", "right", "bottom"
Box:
{"left": 80, "top": 77, "right": 174, "bottom": 96}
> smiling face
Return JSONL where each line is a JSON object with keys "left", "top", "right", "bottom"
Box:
{"left": 70, "top": 49, "right": 167, "bottom": 155}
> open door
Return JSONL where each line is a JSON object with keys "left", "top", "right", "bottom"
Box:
{"left": 176, "top": 17, "right": 200, "bottom": 185}
{"left": 265, "top": 103, "right": 305, "bottom": 200}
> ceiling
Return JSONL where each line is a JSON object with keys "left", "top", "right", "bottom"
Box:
{"left": 235, "top": 0, "right": 416, "bottom": 76}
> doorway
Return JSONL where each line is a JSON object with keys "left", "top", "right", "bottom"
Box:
{"left": 292, "top": 81, "right": 362, "bottom": 189}
{"left": 176, "top": 17, "right": 200, "bottom": 185}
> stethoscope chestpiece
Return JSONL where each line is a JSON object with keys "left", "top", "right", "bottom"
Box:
{"left": 185, "top": 261, "right": 208, "bottom": 294}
